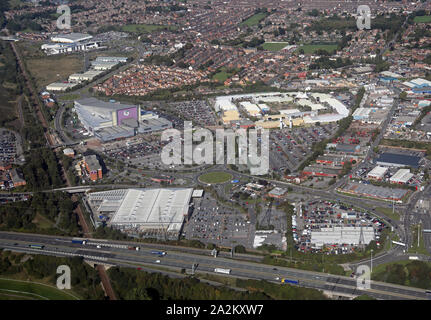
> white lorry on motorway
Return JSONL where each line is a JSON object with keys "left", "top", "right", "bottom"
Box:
{"left": 214, "top": 268, "right": 231, "bottom": 274}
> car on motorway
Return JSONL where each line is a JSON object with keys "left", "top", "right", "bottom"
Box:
{"left": 155, "top": 260, "right": 161, "bottom": 263}
{"left": 96, "top": 245, "right": 101, "bottom": 249}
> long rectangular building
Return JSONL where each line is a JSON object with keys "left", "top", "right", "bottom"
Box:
{"left": 376, "top": 153, "right": 421, "bottom": 168}
{"left": 311, "top": 226, "right": 375, "bottom": 247}
{"left": 87, "top": 188, "right": 194, "bottom": 235}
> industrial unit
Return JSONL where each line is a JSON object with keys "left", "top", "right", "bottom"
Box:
{"left": 87, "top": 188, "right": 194, "bottom": 236}
{"left": 74, "top": 98, "right": 172, "bottom": 141}
{"left": 376, "top": 152, "right": 421, "bottom": 168}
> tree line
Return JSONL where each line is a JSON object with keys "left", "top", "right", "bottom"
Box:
{"left": 0, "top": 250, "right": 105, "bottom": 299}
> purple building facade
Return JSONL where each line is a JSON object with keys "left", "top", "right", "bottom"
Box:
{"left": 116, "top": 106, "right": 138, "bottom": 125}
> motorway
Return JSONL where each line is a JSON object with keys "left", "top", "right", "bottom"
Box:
{"left": 0, "top": 232, "right": 428, "bottom": 300}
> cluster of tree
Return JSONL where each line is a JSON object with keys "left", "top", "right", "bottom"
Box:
{"left": 59, "top": 153, "right": 78, "bottom": 186}
{"left": 0, "top": 1, "right": 9, "bottom": 29}
{"left": 337, "top": 34, "right": 352, "bottom": 51}
{"left": 33, "top": 192, "right": 79, "bottom": 234}
{"left": 0, "top": 250, "right": 25, "bottom": 275}
{"left": 93, "top": 225, "right": 131, "bottom": 241}
{"left": 0, "top": 42, "right": 23, "bottom": 127}
{"left": 0, "top": 200, "right": 36, "bottom": 231}
{"left": 309, "top": 57, "right": 352, "bottom": 69}
{"left": 236, "top": 279, "right": 327, "bottom": 300}
{"left": 21, "top": 148, "right": 64, "bottom": 190}
{"left": 375, "top": 59, "right": 391, "bottom": 72}
{"left": 108, "top": 268, "right": 270, "bottom": 300}
{"left": 24, "top": 255, "right": 105, "bottom": 299}
{"left": 145, "top": 4, "right": 184, "bottom": 12}
{"left": 0, "top": 192, "right": 80, "bottom": 235}
{"left": 307, "top": 9, "right": 320, "bottom": 17}
{"left": 198, "top": 59, "right": 214, "bottom": 71}
{"left": 380, "top": 139, "right": 431, "bottom": 156}
{"left": 243, "top": 37, "right": 264, "bottom": 48}
{"left": 310, "top": 13, "right": 403, "bottom": 35}
{"left": 170, "top": 42, "right": 193, "bottom": 64}
{"left": 298, "top": 139, "right": 329, "bottom": 171}
{"left": 5, "top": 8, "right": 61, "bottom": 32}
{"left": 413, "top": 104, "right": 431, "bottom": 127}
{"left": 339, "top": 160, "right": 352, "bottom": 178}
{"left": 21, "top": 99, "right": 47, "bottom": 149}
{"left": 309, "top": 16, "right": 357, "bottom": 32}
{"left": 373, "top": 261, "right": 431, "bottom": 289}
{"left": 272, "top": 27, "right": 286, "bottom": 37}
{"left": 353, "top": 295, "right": 376, "bottom": 300}
{"left": 144, "top": 54, "right": 174, "bottom": 66}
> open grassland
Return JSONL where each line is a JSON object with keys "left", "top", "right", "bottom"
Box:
{"left": 0, "top": 278, "right": 79, "bottom": 300}
{"left": 212, "top": 71, "right": 230, "bottom": 83}
{"left": 199, "top": 172, "right": 233, "bottom": 184}
{"left": 25, "top": 55, "right": 83, "bottom": 89}
{"left": 240, "top": 13, "right": 267, "bottom": 26}
{"left": 375, "top": 207, "right": 400, "bottom": 221}
{"left": 414, "top": 16, "right": 431, "bottom": 23}
{"left": 298, "top": 44, "right": 337, "bottom": 54}
{"left": 262, "top": 42, "right": 289, "bottom": 51}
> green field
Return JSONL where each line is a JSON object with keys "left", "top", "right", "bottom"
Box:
{"left": 58, "top": 94, "right": 81, "bottom": 101}
{"left": 414, "top": 16, "right": 431, "bottom": 23}
{"left": 298, "top": 44, "right": 337, "bottom": 54}
{"left": 374, "top": 207, "right": 400, "bottom": 221}
{"left": 199, "top": 172, "right": 233, "bottom": 184}
{"left": 409, "top": 224, "right": 430, "bottom": 256}
{"left": 121, "top": 24, "right": 177, "bottom": 33}
{"left": 240, "top": 13, "right": 268, "bottom": 27}
{"left": 212, "top": 70, "right": 232, "bottom": 83}
{"left": 25, "top": 55, "right": 83, "bottom": 89}
{"left": 262, "top": 42, "right": 289, "bottom": 51}
{"left": 371, "top": 259, "right": 411, "bottom": 278}
{"left": 0, "top": 278, "right": 79, "bottom": 300}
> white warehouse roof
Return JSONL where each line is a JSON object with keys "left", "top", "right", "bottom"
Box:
{"left": 311, "top": 226, "right": 375, "bottom": 246}
{"left": 51, "top": 33, "right": 93, "bottom": 43}
{"left": 89, "top": 188, "right": 193, "bottom": 233}
{"left": 367, "top": 166, "right": 388, "bottom": 179}
{"left": 390, "top": 169, "right": 413, "bottom": 184}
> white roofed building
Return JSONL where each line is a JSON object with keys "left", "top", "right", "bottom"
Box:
{"left": 87, "top": 188, "right": 194, "bottom": 236}
{"left": 367, "top": 166, "right": 388, "bottom": 180}
{"left": 51, "top": 33, "right": 93, "bottom": 43}
{"left": 311, "top": 226, "right": 375, "bottom": 247}
{"left": 390, "top": 169, "right": 414, "bottom": 184}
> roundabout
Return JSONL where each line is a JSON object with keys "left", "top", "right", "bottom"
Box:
{"left": 198, "top": 171, "right": 233, "bottom": 184}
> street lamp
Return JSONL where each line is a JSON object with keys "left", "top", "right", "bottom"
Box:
{"left": 370, "top": 249, "right": 373, "bottom": 275}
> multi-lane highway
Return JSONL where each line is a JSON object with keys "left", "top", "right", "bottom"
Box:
{"left": 0, "top": 232, "right": 428, "bottom": 300}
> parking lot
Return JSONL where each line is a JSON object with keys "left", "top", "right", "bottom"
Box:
{"left": 167, "top": 100, "right": 217, "bottom": 127}
{"left": 0, "top": 129, "right": 22, "bottom": 165}
{"left": 342, "top": 182, "right": 409, "bottom": 203}
{"left": 183, "top": 194, "right": 254, "bottom": 248}
{"left": 256, "top": 201, "right": 287, "bottom": 232}
{"left": 294, "top": 200, "right": 385, "bottom": 254}
{"left": 269, "top": 124, "right": 337, "bottom": 174}
{"left": 102, "top": 135, "right": 168, "bottom": 164}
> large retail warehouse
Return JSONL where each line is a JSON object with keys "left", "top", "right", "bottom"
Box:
{"left": 87, "top": 188, "right": 194, "bottom": 237}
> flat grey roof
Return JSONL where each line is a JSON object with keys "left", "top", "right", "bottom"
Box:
{"left": 75, "top": 98, "right": 137, "bottom": 112}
